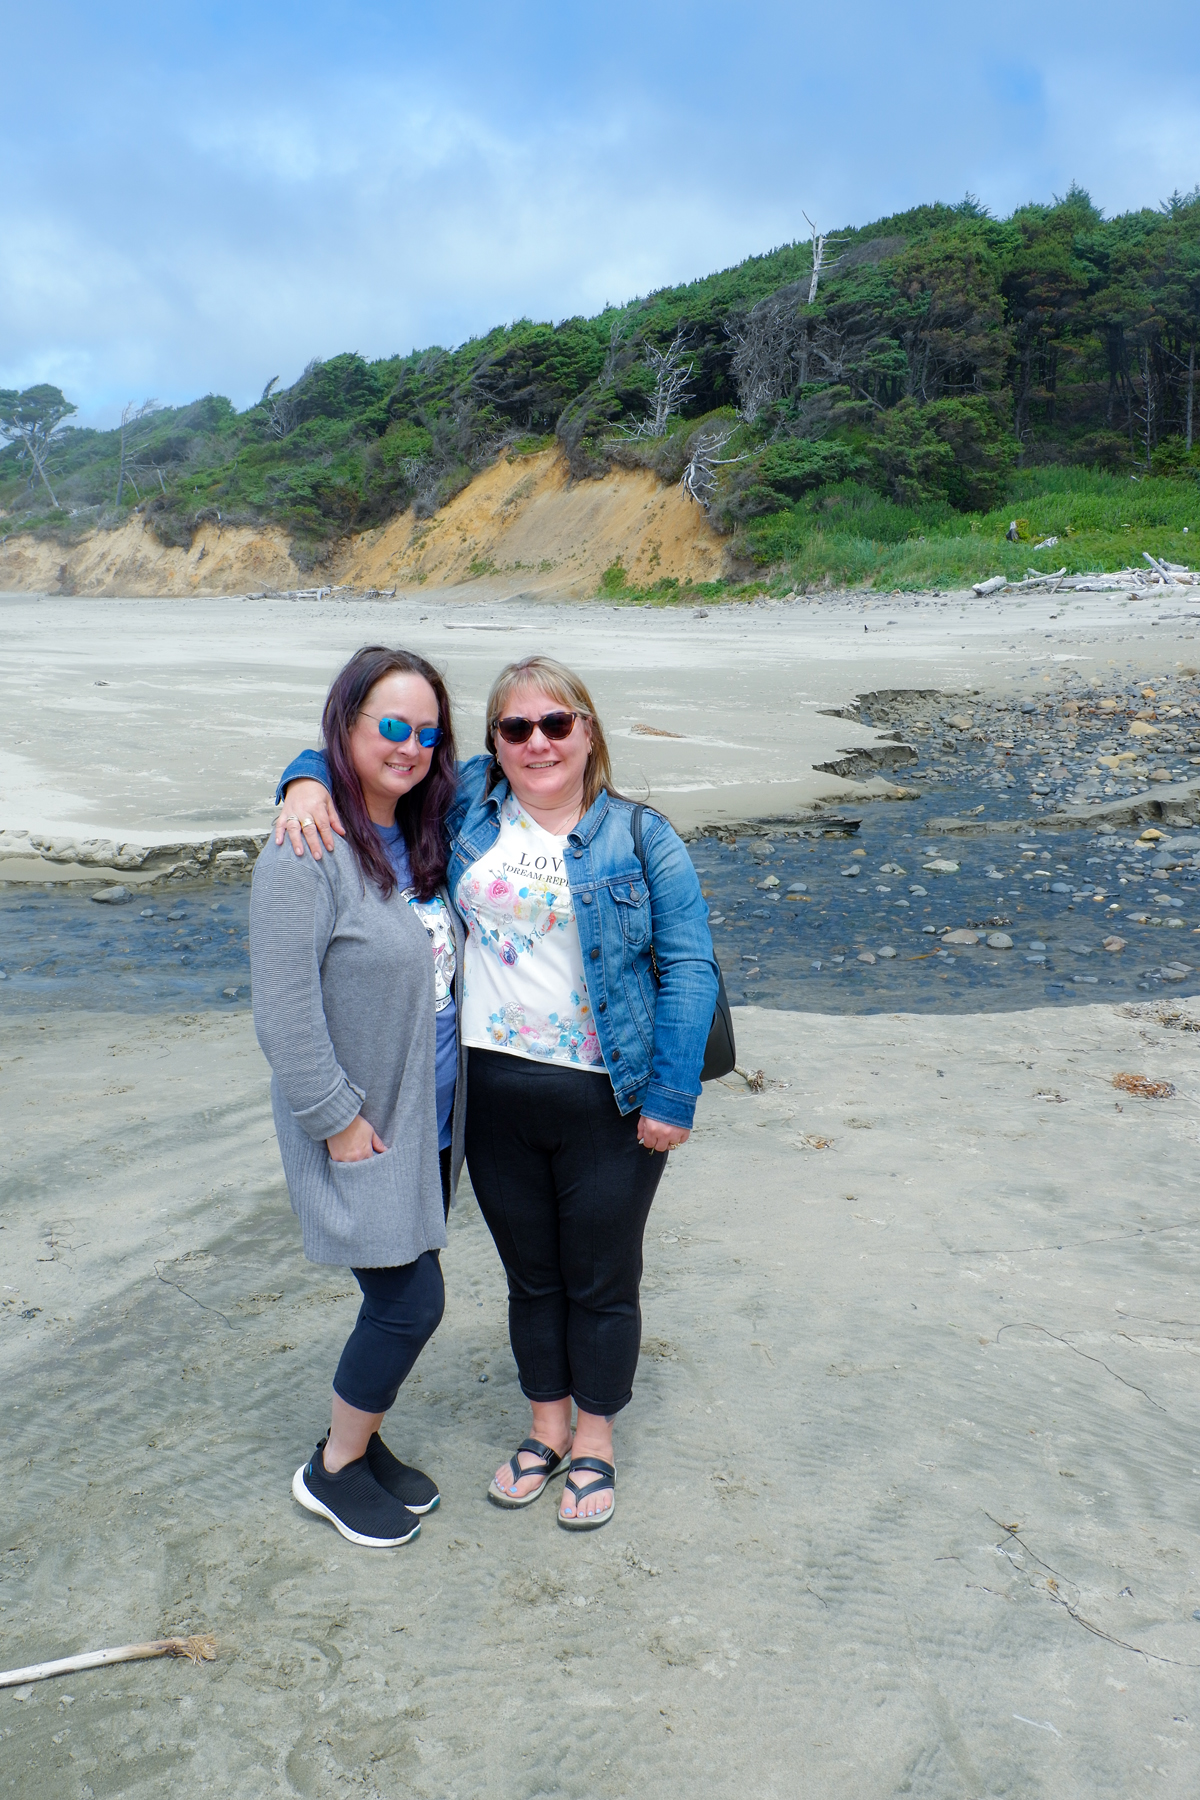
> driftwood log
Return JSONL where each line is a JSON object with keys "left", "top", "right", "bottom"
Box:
{"left": 0, "top": 1635, "right": 216, "bottom": 1689}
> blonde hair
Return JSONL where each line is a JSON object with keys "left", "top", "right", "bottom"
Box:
{"left": 484, "top": 655, "right": 618, "bottom": 811}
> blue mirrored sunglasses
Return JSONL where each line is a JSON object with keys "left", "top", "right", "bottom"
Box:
{"left": 361, "top": 712, "right": 443, "bottom": 748}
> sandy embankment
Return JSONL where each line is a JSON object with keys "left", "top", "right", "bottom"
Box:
{"left": 0, "top": 449, "right": 725, "bottom": 600}
{"left": 2, "top": 1002, "right": 1198, "bottom": 1796}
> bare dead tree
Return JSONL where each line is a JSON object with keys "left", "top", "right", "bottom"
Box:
{"left": 600, "top": 316, "right": 632, "bottom": 388}
{"left": 115, "top": 399, "right": 160, "bottom": 507}
{"left": 679, "top": 426, "right": 747, "bottom": 509}
{"left": 267, "top": 386, "right": 300, "bottom": 439}
{"left": 726, "top": 282, "right": 808, "bottom": 420}
{"left": 803, "top": 213, "right": 848, "bottom": 305}
{"left": 1134, "top": 345, "right": 1156, "bottom": 467}
{"left": 623, "top": 328, "right": 694, "bottom": 437}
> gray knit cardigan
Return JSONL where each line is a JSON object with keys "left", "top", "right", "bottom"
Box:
{"left": 250, "top": 834, "right": 466, "bottom": 1267}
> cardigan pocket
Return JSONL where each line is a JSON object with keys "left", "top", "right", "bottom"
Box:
{"left": 325, "top": 1147, "right": 406, "bottom": 1259}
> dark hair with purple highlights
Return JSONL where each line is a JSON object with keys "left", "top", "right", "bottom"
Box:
{"left": 321, "top": 645, "right": 457, "bottom": 901}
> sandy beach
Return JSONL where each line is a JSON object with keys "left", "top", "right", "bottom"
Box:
{"left": 2, "top": 585, "right": 1200, "bottom": 1797}
{"left": 2, "top": 579, "right": 1198, "bottom": 870}
{"left": 3, "top": 1000, "right": 1198, "bottom": 1798}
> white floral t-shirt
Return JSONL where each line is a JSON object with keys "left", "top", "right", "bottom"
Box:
{"left": 455, "top": 792, "right": 604, "bottom": 1070}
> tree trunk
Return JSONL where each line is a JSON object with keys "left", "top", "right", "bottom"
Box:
{"left": 30, "top": 449, "right": 60, "bottom": 509}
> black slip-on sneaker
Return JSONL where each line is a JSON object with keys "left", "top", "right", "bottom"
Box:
{"left": 366, "top": 1433, "right": 440, "bottom": 1514}
{"left": 292, "top": 1442, "right": 421, "bottom": 1548}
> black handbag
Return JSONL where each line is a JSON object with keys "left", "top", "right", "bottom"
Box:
{"left": 630, "top": 804, "right": 737, "bottom": 1082}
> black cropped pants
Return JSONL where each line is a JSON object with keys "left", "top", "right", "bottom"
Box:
{"left": 465, "top": 1048, "right": 667, "bottom": 1417}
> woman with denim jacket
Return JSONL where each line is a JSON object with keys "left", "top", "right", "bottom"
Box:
{"left": 276, "top": 654, "right": 718, "bottom": 1529}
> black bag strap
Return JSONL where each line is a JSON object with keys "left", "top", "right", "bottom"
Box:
{"left": 630, "top": 801, "right": 647, "bottom": 869}
{"left": 629, "top": 805, "right": 660, "bottom": 978}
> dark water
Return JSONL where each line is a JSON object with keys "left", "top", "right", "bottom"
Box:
{"left": 0, "top": 886, "right": 251, "bottom": 1014}
{"left": 696, "top": 810, "right": 1198, "bottom": 1014}
{"left": 2, "top": 721, "right": 1198, "bottom": 1016}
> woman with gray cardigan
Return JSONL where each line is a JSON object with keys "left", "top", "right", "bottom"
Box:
{"left": 251, "top": 645, "right": 466, "bottom": 1550}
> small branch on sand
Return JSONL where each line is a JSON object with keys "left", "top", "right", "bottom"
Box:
{"left": 0, "top": 1635, "right": 217, "bottom": 1690}
{"left": 733, "top": 1064, "right": 766, "bottom": 1092}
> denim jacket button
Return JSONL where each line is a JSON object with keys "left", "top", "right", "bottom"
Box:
{"left": 581, "top": 892, "right": 593, "bottom": 904}
{"left": 597, "top": 1000, "right": 607, "bottom": 1012}
{"left": 611, "top": 1048, "right": 621, "bottom": 1060}
{"left": 589, "top": 946, "right": 599, "bottom": 960}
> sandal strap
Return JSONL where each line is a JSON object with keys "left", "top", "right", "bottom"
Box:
{"left": 503, "top": 1437, "right": 563, "bottom": 1485}
{"left": 564, "top": 1455, "right": 615, "bottom": 1497}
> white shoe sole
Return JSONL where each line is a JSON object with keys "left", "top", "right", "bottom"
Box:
{"left": 404, "top": 1493, "right": 440, "bottom": 1516}
{"left": 292, "top": 1465, "right": 420, "bottom": 1548}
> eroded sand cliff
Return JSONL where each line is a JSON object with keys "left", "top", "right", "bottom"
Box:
{"left": 0, "top": 450, "right": 726, "bottom": 598}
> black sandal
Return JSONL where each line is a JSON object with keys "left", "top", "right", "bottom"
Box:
{"left": 487, "top": 1437, "right": 570, "bottom": 1509}
{"left": 558, "top": 1456, "right": 616, "bottom": 1531}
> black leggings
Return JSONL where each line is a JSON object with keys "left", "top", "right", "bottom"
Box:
{"left": 465, "top": 1048, "right": 667, "bottom": 1417}
{"left": 330, "top": 1152, "right": 452, "bottom": 1416}
{"left": 333, "top": 1250, "right": 445, "bottom": 1415}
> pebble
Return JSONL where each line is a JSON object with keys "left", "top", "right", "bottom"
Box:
{"left": 786, "top": 881, "right": 808, "bottom": 893}
{"left": 757, "top": 875, "right": 780, "bottom": 889}
{"left": 923, "top": 859, "right": 960, "bottom": 874}
{"left": 908, "top": 884, "right": 928, "bottom": 896}
{"left": 1103, "top": 935, "right": 1126, "bottom": 952}
{"left": 1028, "top": 941, "right": 1047, "bottom": 951}
{"left": 1050, "top": 882, "right": 1072, "bottom": 893}
{"left": 90, "top": 886, "right": 131, "bottom": 905}
{"left": 841, "top": 867, "right": 861, "bottom": 878}
{"left": 877, "top": 946, "right": 898, "bottom": 959}
{"left": 942, "top": 929, "right": 979, "bottom": 946}
{"left": 986, "top": 933, "right": 1013, "bottom": 949}
{"left": 858, "top": 951, "right": 877, "bottom": 964}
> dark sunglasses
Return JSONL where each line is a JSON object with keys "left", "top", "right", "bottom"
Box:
{"left": 362, "top": 712, "right": 443, "bottom": 748}
{"left": 492, "top": 710, "right": 578, "bottom": 746}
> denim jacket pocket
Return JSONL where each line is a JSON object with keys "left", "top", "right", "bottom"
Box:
{"left": 610, "top": 879, "right": 652, "bottom": 949}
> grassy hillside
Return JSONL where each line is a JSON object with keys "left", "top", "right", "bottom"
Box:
{"left": 4, "top": 184, "right": 1200, "bottom": 590}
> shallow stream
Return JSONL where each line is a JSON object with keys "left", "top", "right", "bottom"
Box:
{"left": 4, "top": 672, "right": 1199, "bottom": 1016}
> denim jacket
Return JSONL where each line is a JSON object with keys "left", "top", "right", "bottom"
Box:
{"left": 278, "top": 750, "right": 719, "bottom": 1129}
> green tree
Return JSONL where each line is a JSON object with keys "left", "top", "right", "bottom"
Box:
{"left": 0, "top": 384, "right": 77, "bottom": 508}
{"left": 869, "top": 396, "right": 1016, "bottom": 509}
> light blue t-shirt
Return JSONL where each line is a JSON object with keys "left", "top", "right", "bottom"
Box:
{"left": 374, "top": 824, "right": 457, "bottom": 1152}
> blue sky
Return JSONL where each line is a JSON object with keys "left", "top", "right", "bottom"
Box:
{"left": 4, "top": 1, "right": 1198, "bottom": 426}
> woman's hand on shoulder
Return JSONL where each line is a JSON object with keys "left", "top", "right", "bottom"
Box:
{"left": 276, "top": 779, "right": 345, "bottom": 860}
{"left": 326, "top": 1116, "right": 387, "bottom": 1162}
{"left": 636, "top": 1115, "right": 690, "bottom": 1153}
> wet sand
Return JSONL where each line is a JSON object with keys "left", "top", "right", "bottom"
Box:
{"left": 3, "top": 1003, "right": 1198, "bottom": 1798}
{"left": 2, "top": 581, "right": 1198, "bottom": 867}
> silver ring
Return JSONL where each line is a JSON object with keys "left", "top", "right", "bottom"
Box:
{"left": 281, "top": 813, "right": 300, "bottom": 824}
